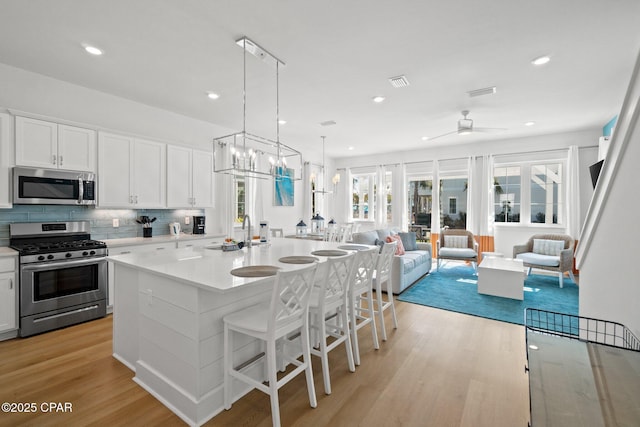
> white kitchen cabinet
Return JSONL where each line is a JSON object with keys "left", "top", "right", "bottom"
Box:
{"left": 98, "top": 132, "right": 166, "bottom": 208}
{"left": 107, "top": 242, "right": 176, "bottom": 309}
{"left": 0, "top": 113, "right": 13, "bottom": 208}
{"left": 167, "top": 146, "right": 214, "bottom": 208}
{"left": 0, "top": 256, "right": 17, "bottom": 337}
{"left": 15, "top": 116, "right": 96, "bottom": 172}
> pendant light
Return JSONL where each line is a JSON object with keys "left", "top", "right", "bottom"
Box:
{"left": 312, "top": 136, "right": 332, "bottom": 194}
{"left": 213, "top": 36, "right": 302, "bottom": 180}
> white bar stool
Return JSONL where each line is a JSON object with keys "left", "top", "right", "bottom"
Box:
{"left": 309, "top": 252, "right": 356, "bottom": 394}
{"left": 223, "top": 263, "right": 318, "bottom": 427}
{"left": 347, "top": 246, "right": 380, "bottom": 365}
{"left": 373, "top": 240, "right": 398, "bottom": 341}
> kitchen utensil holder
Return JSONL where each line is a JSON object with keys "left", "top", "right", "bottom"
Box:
{"left": 143, "top": 228, "right": 153, "bottom": 238}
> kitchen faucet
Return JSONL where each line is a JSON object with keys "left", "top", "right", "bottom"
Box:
{"left": 242, "top": 215, "right": 251, "bottom": 248}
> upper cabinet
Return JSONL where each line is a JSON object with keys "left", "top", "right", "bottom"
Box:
{"left": 15, "top": 116, "right": 96, "bottom": 172}
{"left": 98, "top": 132, "right": 166, "bottom": 208}
{"left": 167, "top": 146, "right": 214, "bottom": 208}
{"left": 0, "top": 113, "right": 13, "bottom": 208}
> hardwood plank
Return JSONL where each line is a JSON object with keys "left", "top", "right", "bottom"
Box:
{"left": 0, "top": 301, "right": 530, "bottom": 426}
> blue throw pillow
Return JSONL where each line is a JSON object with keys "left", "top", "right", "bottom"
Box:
{"left": 398, "top": 232, "right": 418, "bottom": 251}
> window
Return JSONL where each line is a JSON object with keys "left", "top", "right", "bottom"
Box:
{"left": 440, "top": 176, "right": 467, "bottom": 229}
{"left": 352, "top": 174, "right": 373, "bottom": 221}
{"left": 531, "top": 163, "right": 562, "bottom": 224}
{"left": 235, "top": 177, "right": 245, "bottom": 223}
{"left": 408, "top": 179, "right": 432, "bottom": 226}
{"left": 448, "top": 197, "right": 457, "bottom": 215}
{"left": 493, "top": 160, "right": 564, "bottom": 225}
{"left": 494, "top": 166, "right": 521, "bottom": 222}
{"left": 384, "top": 171, "right": 392, "bottom": 223}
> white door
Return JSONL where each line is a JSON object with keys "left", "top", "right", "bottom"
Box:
{"left": 58, "top": 125, "right": 96, "bottom": 172}
{"left": 0, "top": 272, "right": 16, "bottom": 333}
{"left": 98, "top": 132, "right": 133, "bottom": 207}
{"left": 15, "top": 117, "right": 58, "bottom": 169}
{"left": 132, "top": 138, "right": 166, "bottom": 208}
{"left": 192, "top": 149, "right": 214, "bottom": 208}
{"left": 166, "top": 145, "right": 192, "bottom": 208}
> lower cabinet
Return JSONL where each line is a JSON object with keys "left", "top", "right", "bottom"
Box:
{"left": 0, "top": 256, "right": 18, "bottom": 339}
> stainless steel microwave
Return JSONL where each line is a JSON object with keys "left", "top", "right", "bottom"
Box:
{"left": 13, "top": 167, "right": 96, "bottom": 205}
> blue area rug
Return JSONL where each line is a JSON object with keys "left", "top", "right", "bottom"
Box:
{"left": 397, "top": 264, "right": 579, "bottom": 325}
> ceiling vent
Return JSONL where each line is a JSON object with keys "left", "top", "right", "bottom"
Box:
{"left": 388, "top": 75, "right": 410, "bottom": 88}
{"left": 467, "top": 86, "right": 496, "bottom": 97}
{"left": 320, "top": 120, "right": 337, "bottom": 127}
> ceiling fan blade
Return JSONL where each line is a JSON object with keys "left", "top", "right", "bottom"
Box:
{"left": 472, "top": 127, "right": 508, "bottom": 133}
{"left": 426, "top": 130, "right": 459, "bottom": 141}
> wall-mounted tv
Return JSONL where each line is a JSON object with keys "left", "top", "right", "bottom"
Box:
{"left": 589, "top": 159, "right": 604, "bottom": 188}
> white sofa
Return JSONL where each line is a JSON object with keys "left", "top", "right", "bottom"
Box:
{"left": 351, "top": 228, "right": 432, "bottom": 294}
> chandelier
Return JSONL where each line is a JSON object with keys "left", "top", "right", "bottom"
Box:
{"left": 213, "top": 37, "right": 301, "bottom": 180}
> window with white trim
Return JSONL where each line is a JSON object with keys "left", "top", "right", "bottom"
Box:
{"left": 493, "top": 158, "right": 564, "bottom": 225}
{"left": 352, "top": 173, "right": 374, "bottom": 221}
{"left": 530, "top": 162, "right": 563, "bottom": 224}
{"left": 448, "top": 197, "right": 457, "bottom": 215}
{"left": 494, "top": 166, "right": 521, "bottom": 223}
{"left": 234, "top": 177, "right": 245, "bottom": 223}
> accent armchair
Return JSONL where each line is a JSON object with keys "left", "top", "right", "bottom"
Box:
{"left": 513, "top": 234, "right": 575, "bottom": 288}
{"left": 437, "top": 228, "right": 479, "bottom": 272}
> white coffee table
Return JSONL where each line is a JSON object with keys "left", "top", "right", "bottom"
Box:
{"left": 477, "top": 257, "right": 525, "bottom": 300}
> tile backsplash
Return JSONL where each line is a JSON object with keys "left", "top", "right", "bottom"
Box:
{"left": 0, "top": 205, "right": 204, "bottom": 246}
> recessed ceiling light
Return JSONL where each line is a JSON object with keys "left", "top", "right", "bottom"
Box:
{"left": 348, "top": 146, "right": 355, "bottom": 151}
{"left": 278, "top": 120, "right": 286, "bottom": 125}
{"left": 83, "top": 45, "right": 103, "bottom": 56}
{"left": 531, "top": 55, "right": 550, "bottom": 66}
{"left": 372, "top": 96, "right": 386, "bottom": 103}
{"left": 421, "top": 136, "right": 429, "bottom": 141}
{"left": 525, "top": 121, "right": 536, "bottom": 126}
{"left": 207, "top": 92, "right": 220, "bottom": 100}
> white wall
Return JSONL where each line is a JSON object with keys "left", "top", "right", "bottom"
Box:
{"left": 576, "top": 51, "right": 640, "bottom": 337}
{"left": 0, "top": 63, "right": 323, "bottom": 236}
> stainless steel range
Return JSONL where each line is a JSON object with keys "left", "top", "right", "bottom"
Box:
{"left": 9, "top": 221, "right": 107, "bottom": 337}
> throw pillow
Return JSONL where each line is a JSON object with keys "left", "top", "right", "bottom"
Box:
{"left": 397, "top": 231, "right": 418, "bottom": 251}
{"left": 444, "top": 235, "right": 468, "bottom": 248}
{"left": 533, "top": 239, "right": 565, "bottom": 256}
{"left": 385, "top": 235, "right": 405, "bottom": 255}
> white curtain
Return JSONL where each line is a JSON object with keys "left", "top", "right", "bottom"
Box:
{"left": 466, "top": 156, "right": 477, "bottom": 234}
{"left": 390, "top": 163, "right": 407, "bottom": 230}
{"left": 566, "top": 146, "right": 581, "bottom": 238}
{"left": 375, "top": 165, "right": 386, "bottom": 229}
{"left": 484, "top": 155, "right": 495, "bottom": 236}
{"left": 431, "top": 161, "right": 440, "bottom": 233}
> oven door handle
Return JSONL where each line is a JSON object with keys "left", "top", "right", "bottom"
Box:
{"left": 21, "top": 257, "right": 105, "bottom": 272}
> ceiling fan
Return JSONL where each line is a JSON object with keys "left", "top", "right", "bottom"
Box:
{"left": 428, "top": 110, "right": 506, "bottom": 141}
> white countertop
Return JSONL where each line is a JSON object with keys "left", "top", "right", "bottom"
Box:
{"left": 0, "top": 247, "right": 18, "bottom": 257}
{"left": 108, "top": 239, "right": 368, "bottom": 293}
{"left": 103, "top": 233, "right": 224, "bottom": 248}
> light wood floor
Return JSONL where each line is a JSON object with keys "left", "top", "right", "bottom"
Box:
{"left": 0, "top": 301, "right": 530, "bottom": 427}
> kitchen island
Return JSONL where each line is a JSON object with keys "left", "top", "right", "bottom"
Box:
{"left": 108, "top": 239, "right": 358, "bottom": 426}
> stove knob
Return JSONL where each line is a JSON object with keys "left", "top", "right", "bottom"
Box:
{"left": 66, "top": 253, "right": 72, "bottom": 258}
{"left": 47, "top": 255, "right": 54, "bottom": 260}
{"left": 89, "top": 250, "right": 96, "bottom": 256}
{"left": 83, "top": 251, "right": 89, "bottom": 256}
{"left": 38, "top": 255, "right": 45, "bottom": 261}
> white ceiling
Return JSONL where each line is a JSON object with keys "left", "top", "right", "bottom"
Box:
{"left": 1, "top": 0, "right": 639, "bottom": 158}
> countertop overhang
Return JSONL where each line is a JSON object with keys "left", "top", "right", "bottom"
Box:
{"left": 108, "top": 238, "right": 364, "bottom": 293}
